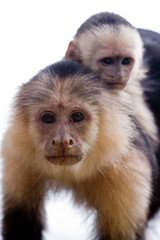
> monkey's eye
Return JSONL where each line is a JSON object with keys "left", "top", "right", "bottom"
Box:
{"left": 70, "top": 112, "right": 84, "bottom": 123}
{"left": 122, "top": 58, "right": 132, "bottom": 65}
{"left": 100, "top": 57, "right": 114, "bottom": 65}
{"left": 41, "top": 113, "right": 56, "bottom": 124}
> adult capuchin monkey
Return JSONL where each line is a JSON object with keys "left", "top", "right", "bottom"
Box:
{"left": 65, "top": 12, "right": 159, "bottom": 154}
{"left": 1, "top": 60, "right": 159, "bottom": 240}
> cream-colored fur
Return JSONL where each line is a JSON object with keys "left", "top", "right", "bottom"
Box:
{"left": 72, "top": 24, "right": 158, "bottom": 150}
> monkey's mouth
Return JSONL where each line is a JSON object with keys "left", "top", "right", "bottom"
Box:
{"left": 45, "top": 155, "right": 83, "bottom": 166}
{"left": 108, "top": 82, "right": 125, "bottom": 90}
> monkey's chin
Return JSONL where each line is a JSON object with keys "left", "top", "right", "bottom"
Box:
{"left": 45, "top": 155, "right": 83, "bottom": 166}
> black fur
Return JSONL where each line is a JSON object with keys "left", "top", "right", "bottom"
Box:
{"left": 130, "top": 114, "right": 160, "bottom": 218}
{"left": 2, "top": 204, "right": 43, "bottom": 240}
{"left": 139, "top": 29, "right": 160, "bottom": 160}
{"left": 131, "top": 115, "right": 157, "bottom": 170}
{"left": 138, "top": 28, "right": 160, "bottom": 219}
{"left": 76, "top": 12, "right": 133, "bottom": 35}
{"left": 47, "top": 59, "right": 93, "bottom": 78}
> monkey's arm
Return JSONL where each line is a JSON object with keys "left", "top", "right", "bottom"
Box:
{"left": 1, "top": 124, "right": 45, "bottom": 240}
{"left": 73, "top": 148, "right": 153, "bottom": 240}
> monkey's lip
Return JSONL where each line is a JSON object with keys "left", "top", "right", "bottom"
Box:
{"left": 108, "top": 82, "right": 125, "bottom": 90}
{"left": 45, "top": 155, "right": 83, "bottom": 166}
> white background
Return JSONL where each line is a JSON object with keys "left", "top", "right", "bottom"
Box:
{"left": 0, "top": 0, "right": 160, "bottom": 239}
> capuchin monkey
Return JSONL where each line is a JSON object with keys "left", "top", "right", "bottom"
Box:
{"left": 65, "top": 12, "right": 159, "bottom": 152}
{"left": 1, "top": 60, "right": 160, "bottom": 240}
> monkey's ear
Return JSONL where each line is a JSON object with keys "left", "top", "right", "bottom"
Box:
{"left": 65, "top": 41, "right": 80, "bottom": 61}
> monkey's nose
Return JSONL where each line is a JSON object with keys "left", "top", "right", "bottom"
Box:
{"left": 52, "top": 138, "right": 74, "bottom": 149}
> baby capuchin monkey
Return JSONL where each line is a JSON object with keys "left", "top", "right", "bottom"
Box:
{"left": 65, "top": 12, "right": 158, "bottom": 151}
{"left": 1, "top": 60, "right": 159, "bottom": 240}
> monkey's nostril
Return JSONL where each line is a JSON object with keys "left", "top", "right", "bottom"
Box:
{"left": 69, "top": 139, "right": 74, "bottom": 146}
{"left": 52, "top": 140, "right": 55, "bottom": 146}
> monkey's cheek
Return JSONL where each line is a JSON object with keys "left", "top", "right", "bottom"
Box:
{"left": 45, "top": 156, "right": 83, "bottom": 166}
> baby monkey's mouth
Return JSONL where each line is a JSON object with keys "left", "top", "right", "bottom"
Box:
{"left": 107, "top": 82, "right": 125, "bottom": 90}
{"left": 45, "top": 155, "right": 83, "bottom": 165}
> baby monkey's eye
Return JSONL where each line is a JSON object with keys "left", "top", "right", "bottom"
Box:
{"left": 122, "top": 58, "right": 132, "bottom": 65}
{"left": 100, "top": 57, "right": 114, "bottom": 65}
{"left": 70, "top": 112, "right": 84, "bottom": 123}
{"left": 41, "top": 112, "right": 56, "bottom": 124}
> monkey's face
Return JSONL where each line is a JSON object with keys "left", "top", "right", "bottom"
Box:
{"left": 95, "top": 51, "right": 135, "bottom": 90}
{"left": 65, "top": 42, "right": 135, "bottom": 90}
{"left": 65, "top": 25, "right": 143, "bottom": 90}
{"left": 30, "top": 100, "right": 96, "bottom": 166}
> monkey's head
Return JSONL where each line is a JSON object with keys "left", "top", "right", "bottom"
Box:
{"left": 65, "top": 12, "right": 144, "bottom": 90}
{"left": 14, "top": 60, "right": 133, "bottom": 181}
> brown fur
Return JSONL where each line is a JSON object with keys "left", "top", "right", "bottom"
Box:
{"left": 1, "top": 61, "right": 155, "bottom": 240}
